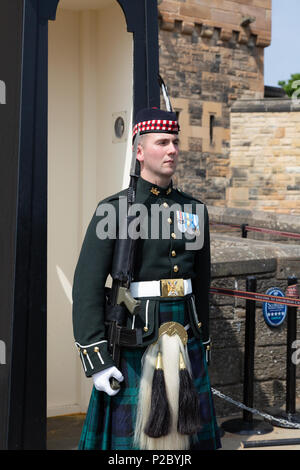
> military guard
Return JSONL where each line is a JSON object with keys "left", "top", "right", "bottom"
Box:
{"left": 72, "top": 95, "right": 221, "bottom": 450}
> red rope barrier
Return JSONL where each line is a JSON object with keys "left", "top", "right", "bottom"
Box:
{"left": 245, "top": 225, "right": 300, "bottom": 240}
{"left": 210, "top": 286, "right": 300, "bottom": 307}
{"left": 210, "top": 222, "right": 300, "bottom": 239}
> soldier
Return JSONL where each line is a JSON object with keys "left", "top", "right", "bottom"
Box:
{"left": 72, "top": 106, "right": 221, "bottom": 450}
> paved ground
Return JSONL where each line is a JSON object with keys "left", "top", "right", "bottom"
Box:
{"left": 47, "top": 413, "right": 300, "bottom": 451}
{"left": 47, "top": 414, "right": 86, "bottom": 450}
{"left": 218, "top": 416, "right": 300, "bottom": 450}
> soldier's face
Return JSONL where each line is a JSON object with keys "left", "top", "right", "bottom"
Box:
{"left": 137, "top": 133, "right": 179, "bottom": 183}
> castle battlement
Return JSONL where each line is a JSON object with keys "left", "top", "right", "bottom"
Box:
{"left": 159, "top": 0, "right": 271, "bottom": 48}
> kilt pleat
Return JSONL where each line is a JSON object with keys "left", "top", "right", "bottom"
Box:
{"left": 78, "top": 300, "right": 221, "bottom": 450}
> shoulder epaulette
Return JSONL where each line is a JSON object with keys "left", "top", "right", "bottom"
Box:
{"left": 98, "top": 188, "right": 128, "bottom": 206}
{"left": 107, "top": 189, "right": 128, "bottom": 202}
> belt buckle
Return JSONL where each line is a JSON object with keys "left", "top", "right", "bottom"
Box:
{"left": 160, "top": 278, "right": 184, "bottom": 297}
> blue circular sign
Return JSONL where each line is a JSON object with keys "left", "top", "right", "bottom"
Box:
{"left": 263, "top": 287, "right": 287, "bottom": 327}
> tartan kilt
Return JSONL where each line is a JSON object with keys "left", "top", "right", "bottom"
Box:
{"left": 78, "top": 299, "right": 222, "bottom": 450}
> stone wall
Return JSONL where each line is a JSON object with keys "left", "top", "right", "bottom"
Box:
{"left": 156, "top": 0, "right": 300, "bottom": 420}
{"left": 208, "top": 203, "right": 300, "bottom": 244}
{"left": 158, "top": 0, "right": 271, "bottom": 206}
{"left": 209, "top": 207, "right": 300, "bottom": 417}
{"left": 210, "top": 232, "right": 300, "bottom": 418}
{"left": 158, "top": 0, "right": 271, "bottom": 47}
{"left": 230, "top": 99, "right": 300, "bottom": 215}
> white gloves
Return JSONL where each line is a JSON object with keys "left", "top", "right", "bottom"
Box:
{"left": 92, "top": 366, "right": 124, "bottom": 396}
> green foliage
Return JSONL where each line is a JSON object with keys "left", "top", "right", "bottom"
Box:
{"left": 278, "top": 73, "right": 300, "bottom": 97}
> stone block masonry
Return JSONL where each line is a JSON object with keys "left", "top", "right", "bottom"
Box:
{"left": 230, "top": 99, "right": 300, "bottom": 215}
{"left": 157, "top": 0, "right": 300, "bottom": 419}
{"left": 209, "top": 230, "right": 300, "bottom": 417}
{"left": 158, "top": 0, "right": 270, "bottom": 206}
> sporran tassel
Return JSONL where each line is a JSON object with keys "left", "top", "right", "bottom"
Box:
{"left": 177, "top": 352, "right": 202, "bottom": 435}
{"left": 144, "top": 352, "right": 171, "bottom": 437}
{"left": 134, "top": 333, "right": 190, "bottom": 450}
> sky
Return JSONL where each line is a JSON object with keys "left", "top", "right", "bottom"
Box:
{"left": 264, "top": 0, "right": 300, "bottom": 87}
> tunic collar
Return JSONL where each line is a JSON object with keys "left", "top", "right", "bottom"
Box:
{"left": 136, "top": 177, "right": 173, "bottom": 200}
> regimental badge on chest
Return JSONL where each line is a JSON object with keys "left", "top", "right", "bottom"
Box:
{"left": 176, "top": 211, "right": 200, "bottom": 235}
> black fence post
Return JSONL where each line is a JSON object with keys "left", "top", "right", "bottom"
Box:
{"left": 243, "top": 276, "right": 256, "bottom": 423}
{"left": 286, "top": 276, "right": 297, "bottom": 415}
{"left": 286, "top": 276, "right": 298, "bottom": 416}
{"left": 263, "top": 276, "right": 300, "bottom": 428}
{"left": 241, "top": 224, "right": 248, "bottom": 238}
{"left": 221, "top": 276, "right": 273, "bottom": 435}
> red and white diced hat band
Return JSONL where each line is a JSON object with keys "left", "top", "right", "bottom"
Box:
{"left": 132, "top": 107, "right": 180, "bottom": 141}
{"left": 132, "top": 119, "right": 179, "bottom": 140}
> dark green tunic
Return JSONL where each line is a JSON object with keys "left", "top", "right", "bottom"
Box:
{"left": 72, "top": 177, "right": 211, "bottom": 377}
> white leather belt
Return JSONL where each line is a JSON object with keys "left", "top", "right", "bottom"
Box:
{"left": 130, "top": 278, "right": 192, "bottom": 298}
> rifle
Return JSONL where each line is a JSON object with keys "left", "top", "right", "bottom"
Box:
{"left": 106, "top": 130, "right": 142, "bottom": 390}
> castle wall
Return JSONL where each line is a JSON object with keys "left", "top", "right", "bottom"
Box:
{"left": 210, "top": 231, "right": 300, "bottom": 417}
{"left": 159, "top": 0, "right": 271, "bottom": 47}
{"left": 230, "top": 99, "right": 300, "bottom": 215}
{"left": 158, "top": 0, "right": 271, "bottom": 206}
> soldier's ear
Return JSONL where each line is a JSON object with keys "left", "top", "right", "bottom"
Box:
{"left": 136, "top": 143, "right": 144, "bottom": 163}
